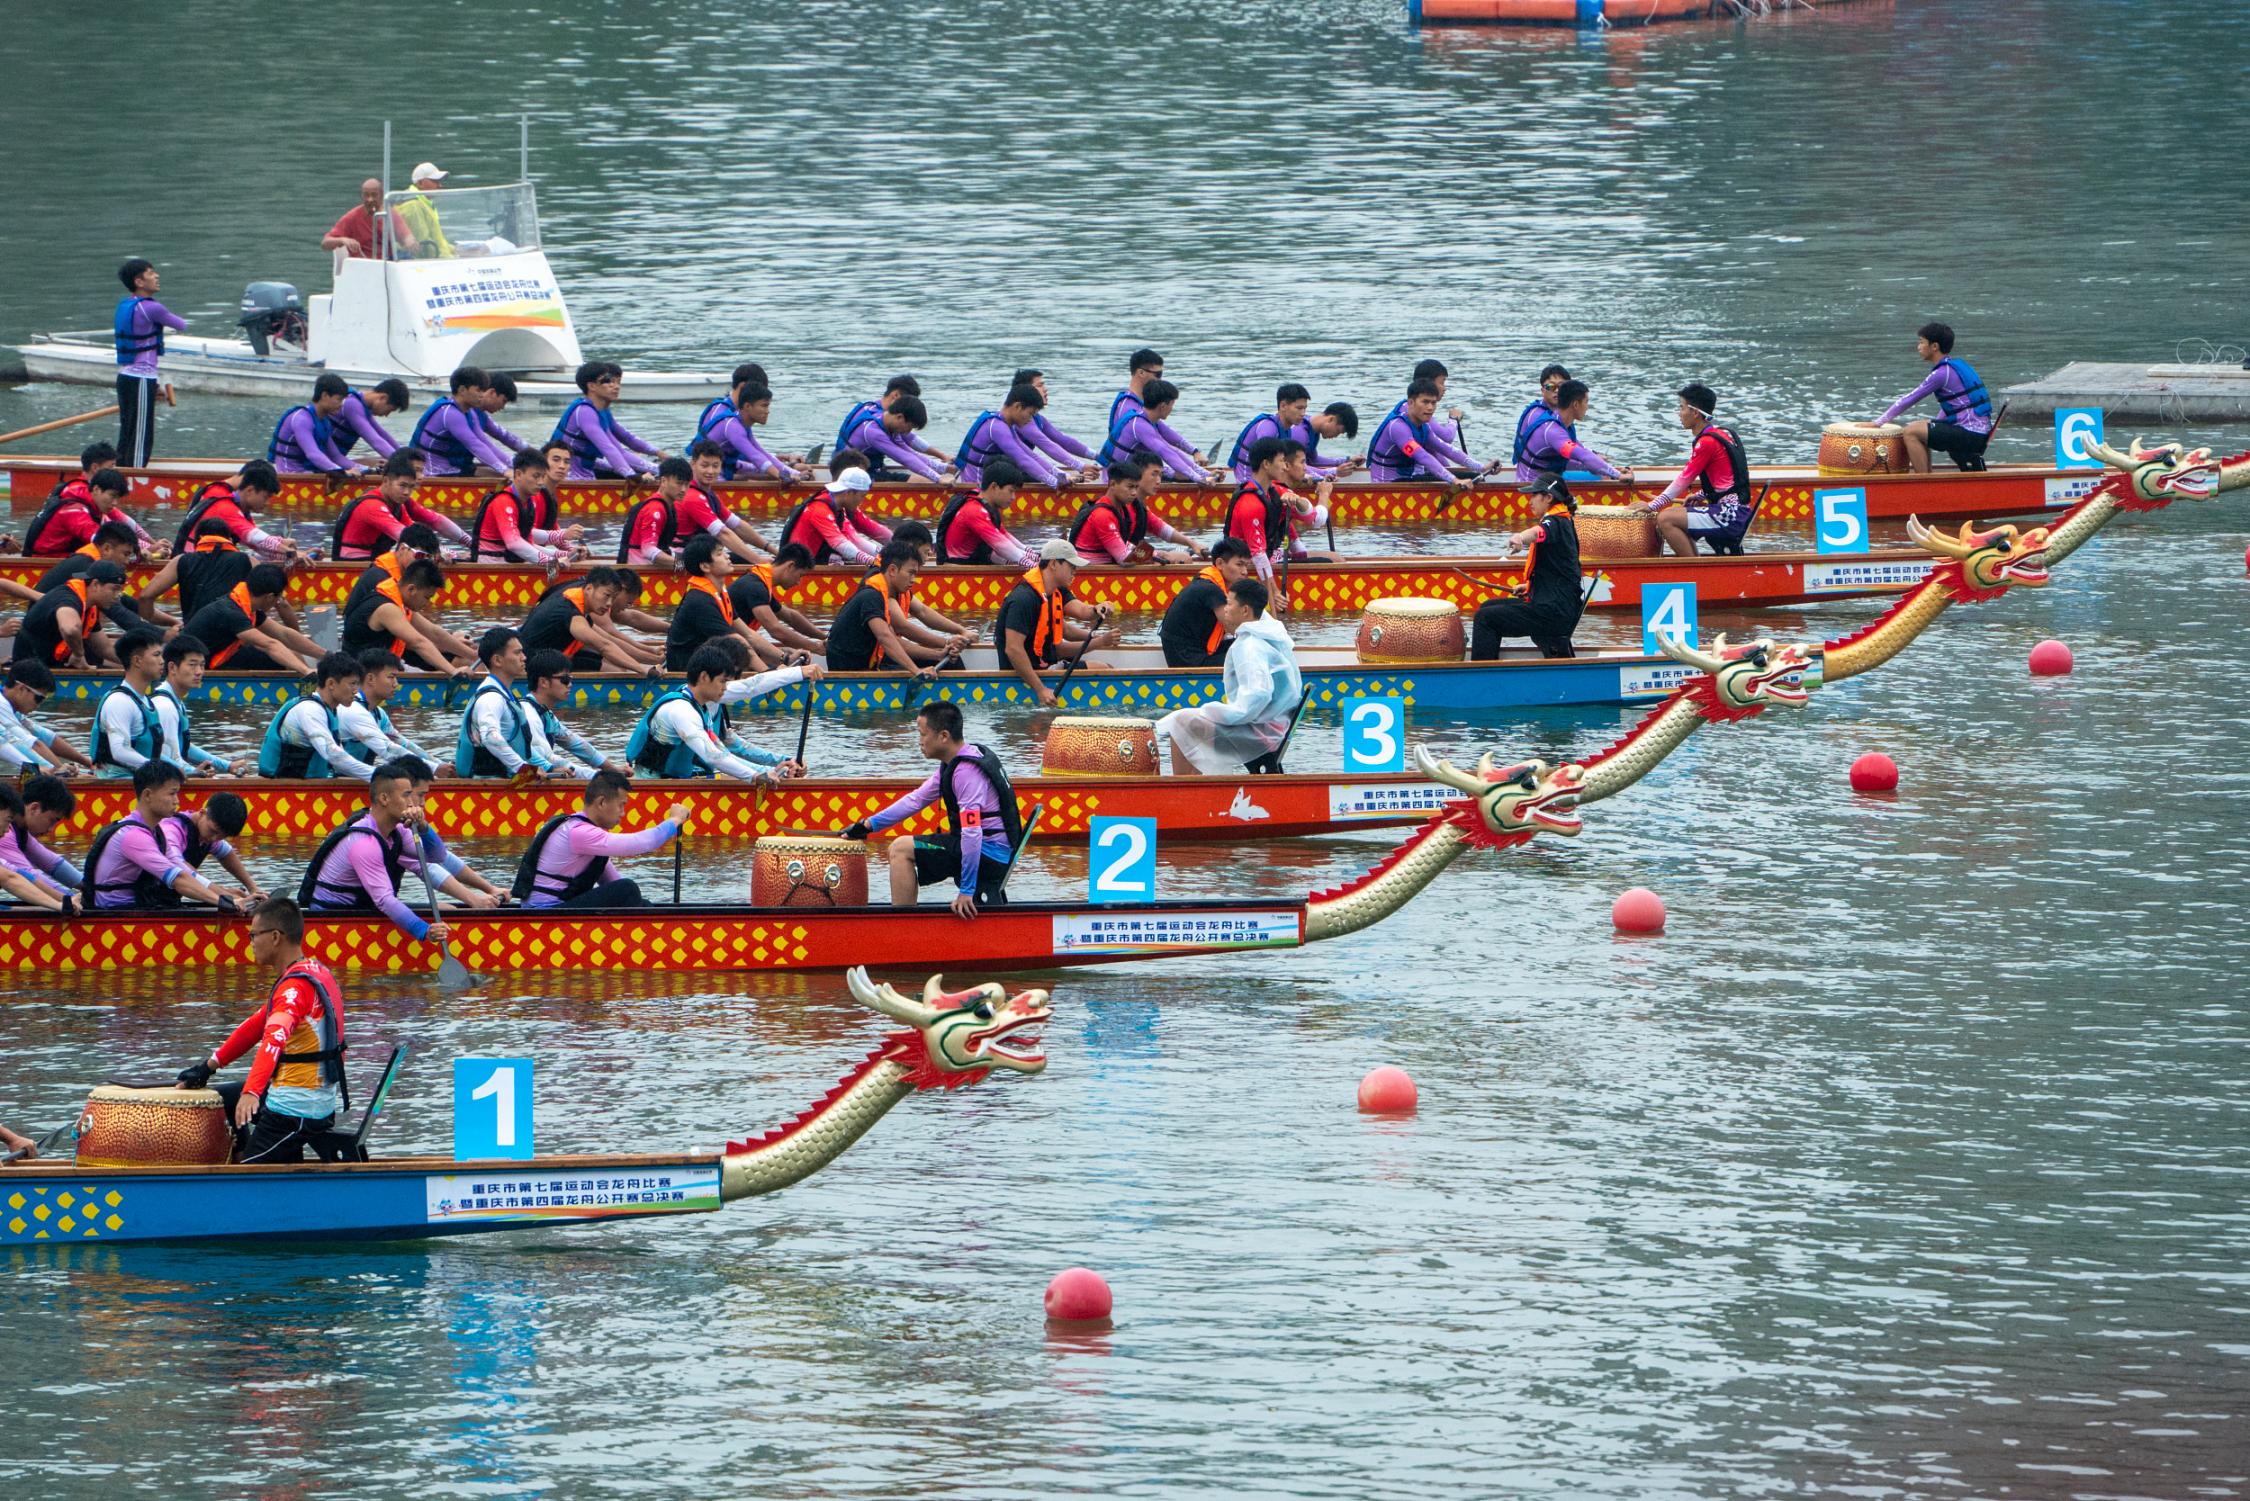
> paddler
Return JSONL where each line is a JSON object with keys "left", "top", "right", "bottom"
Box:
{"left": 1413, "top": 358, "right": 1480, "bottom": 460}
{"left": 2, "top": 776, "right": 86, "bottom": 900}
{"left": 0, "top": 667, "right": 93, "bottom": 776}
{"left": 625, "top": 643, "right": 808, "bottom": 784}
{"left": 256, "top": 653, "right": 379, "bottom": 779}
{"left": 168, "top": 461, "right": 295, "bottom": 561}
{"left": 298, "top": 756, "right": 501, "bottom": 936}
{"left": 1275, "top": 439, "right": 1338, "bottom": 563}
{"left": 590, "top": 572, "right": 670, "bottom": 670}
{"left": 935, "top": 459, "right": 1037, "bottom": 567}
{"left": 35, "top": 522, "right": 152, "bottom": 635}
{"left": 1878, "top": 320, "right": 1995, "bottom": 473}
{"left": 621, "top": 453, "right": 769, "bottom": 567}
{"left": 835, "top": 376, "right": 951, "bottom": 479}
{"left": 17, "top": 561, "right": 129, "bottom": 669}
{"left": 409, "top": 368, "right": 514, "bottom": 477}
{"left": 1100, "top": 380, "right": 1219, "bottom": 484}
{"left": 1510, "top": 364, "right": 1571, "bottom": 469}
{"left": 24, "top": 459, "right": 155, "bottom": 558}
{"left": 666, "top": 535, "right": 784, "bottom": 670}
{"left": 334, "top": 378, "right": 411, "bottom": 463}
{"left": 479, "top": 374, "right": 535, "bottom": 455}
{"left": 1229, "top": 384, "right": 1362, "bottom": 482}
{"left": 842, "top": 699, "right": 1022, "bottom": 921}
{"left": 182, "top": 562, "right": 320, "bottom": 675}
{"left": 779, "top": 457, "right": 893, "bottom": 565}
{"left": 1155, "top": 578, "right": 1302, "bottom": 775}
{"left": 472, "top": 448, "right": 584, "bottom": 564}
{"left": 114, "top": 258, "right": 187, "bottom": 465}
{"left": 995, "top": 540, "right": 1119, "bottom": 707}
{"left": 341, "top": 523, "right": 476, "bottom": 669}
{"left": 823, "top": 541, "right": 955, "bottom": 676}
{"left": 874, "top": 521, "right": 980, "bottom": 651}
{"left": 267, "top": 375, "right": 366, "bottom": 476}
{"left": 400, "top": 757, "right": 507, "bottom": 909}
{"left": 1159, "top": 537, "right": 1254, "bottom": 668}
{"left": 172, "top": 898, "right": 352, "bottom": 1163}
{"left": 340, "top": 648, "right": 444, "bottom": 771}
{"left": 0, "top": 1120, "right": 42, "bottom": 1160}
{"left": 956, "top": 385, "right": 1070, "bottom": 491}
{"left": 699, "top": 383, "right": 812, "bottom": 483}
{"left": 155, "top": 634, "right": 248, "bottom": 777}
{"left": 518, "top": 567, "right": 647, "bottom": 673}
{"left": 1068, "top": 457, "right": 1202, "bottom": 565}
{"left": 333, "top": 449, "right": 470, "bottom": 561}
{"left": 0, "top": 786, "right": 79, "bottom": 914}
{"left": 1471, "top": 478, "right": 1583, "bottom": 660}
{"left": 1110, "top": 349, "right": 1171, "bottom": 432}
{"left": 1012, "top": 368, "right": 1102, "bottom": 480}
{"left": 1219, "top": 437, "right": 1303, "bottom": 589}
{"left": 89, "top": 629, "right": 167, "bottom": 776}
{"left": 1515, "top": 379, "right": 1629, "bottom": 487}
{"left": 513, "top": 769, "right": 690, "bottom": 910}
{"left": 1639, "top": 383, "right": 1754, "bottom": 556}
{"left": 695, "top": 361, "right": 770, "bottom": 445}
{"left": 455, "top": 629, "right": 540, "bottom": 778}
{"left": 840, "top": 392, "right": 955, "bottom": 484}
{"left": 688, "top": 441, "right": 782, "bottom": 557}
{"left": 520, "top": 650, "right": 624, "bottom": 779}
{"left": 136, "top": 521, "right": 249, "bottom": 627}
{"left": 1368, "top": 380, "right": 1476, "bottom": 490}
{"left": 342, "top": 555, "right": 453, "bottom": 672}
{"left": 727, "top": 543, "right": 826, "bottom": 657}
{"left": 81, "top": 761, "right": 241, "bottom": 912}
{"left": 552, "top": 361, "right": 660, "bottom": 481}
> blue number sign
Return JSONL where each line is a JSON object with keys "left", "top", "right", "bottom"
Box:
{"left": 1088, "top": 817, "right": 1157, "bottom": 904}
{"left": 1813, "top": 487, "right": 1868, "bottom": 554}
{"left": 454, "top": 1058, "right": 534, "bottom": 1161}
{"left": 1340, "top": 696, "right": 1407, "bottom": 773}
{"left": 2055, "top": 407, "right": 2105, "bottom": 470}
{"left": 1640, "top": 582, "right": 1698, "bottom": 655}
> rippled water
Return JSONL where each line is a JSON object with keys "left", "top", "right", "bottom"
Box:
{"left": 5, "top": 2, "right": 2250, "bottom": 1496}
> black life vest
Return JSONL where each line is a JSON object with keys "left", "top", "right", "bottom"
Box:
{"left": 618, "top": 493, "right": 678, "bottom": 561}
{"left": 81, "top": 812, "right": 185, "bottom": 909}
{"left": 24, "top": 480, "right": 103, "bottom": 556}
{"left": 934, "top": 491, "right": 1000, "bottom": 564}
{"left": 331, "top": 489, "right": 405, "bottom": 560}
{"left": 1692, "top": 424, "right": 1753, "bottom": 509}
{"left": 171, "top": 482, "right": 246, "bottom": 554}
{"left": 1218, "top": 480, "right": 1288, "bottom": 556}
{"left": 261, "top": 958, "right": 351, "bottom": 1110}
{"left": 298, "top": 813, "right": 410, "bottom": 908}
{"left": 1071, "top": 493, "right": 1149, "bottom": 553}
{"left": 938, "top": 743, "right": 1025, "bottom": 854}
{"left": 780, "top": 494, "right": 850, "bottom": 564}
{"left": 509, "top": 811, "right": 607, "bottom": 903}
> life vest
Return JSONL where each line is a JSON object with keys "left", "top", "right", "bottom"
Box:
{"left": 550, "top": 397, "right": 617, "bottom": 468}
{"left": 834, "top": 400, "right": 881, "bottom": 459}
{"left": 23, "top": 479, "right": 102, "bottom": 556}
{"left": 203, "top": 581, "right": 262, "bottom": 667}
{"left": 1690, "top": 424, "right": 1753, "bottom": 509}
{"left": 1515, "top": 410, "right": 1572, "bottom": 475}
{"left": 154, "top": 683, "right": 198, "bottom": 764}
{"left": 625, "top": 689, "right": 730, "bottom": 778}
{"left": 114, "top": 295, "right": 164, "bottom": 364}
{"left": 342, "top": 576, "right": 409, "bottom": 659}
{"left": 682, "top": 574, "right": 735, "bottom": 625}
{"left": 81, "top": 812, "right": 183, "bottom": 909}
{"left": 471, "top": 485, "right": 526, "bottom": 560}
{"left": 617, "top": 492, "right": 679, "bottom": 561}
{"left": 1221, "top": 480, "right": 1288, "bottom": 556}
{"left": 1511, "top": 400, "right": 1551, "bottom": 466}
{"left": 454, "top": 678, "right": 532, "bottom": 778}
{"left": 938, "top": 744, "right": 1025, "bottom": 856}
{"left": 830, "top": 577, "right": 902, "bottom": 669}
{"left": 509, "top": 811, "right": 608, "bottom": 903}
{"left": 331, "top": 488, "right": 406, "bottom": 559}
{"left": 1370, "top": 403, "right": 1440, "bottom": 477}
{"left": 1516, "top": 501, "right": 1584, "bottom": 618}
{"left": 298, "top": 813, "right": 411, "bottom": 909}
{"left": 170, "top": 481, "right": 247, "bottom": 553}
{"left": 953, "top": 411, "right": 1005, "bottom": 474}
{"left": 260, "top": 958, "right": 350, "bottom": 1109}
{"left": 1096, "top": 407, "right": 1151, "bottom": 469}
{"left": 22, "top": 579, "right": 92, "bottom": 664}
{"left": 1069, "top": 493, "right": 1149, "bottom": 555}
{"left": 780, "top": 493, "right": 851, "bottom": 564}
{"left": 935, "top": 491, "right": 1004, "bottom": 565}
{"left": 1226, "top": 413, "right": 1280, "bottom": 472}
{"left": 177, "top": 537, "right": 250, "bottom": 625}
{"left": 333, "top": 391, "right": 375, "bottom": 457}
{"left": 91, "top": 680, "right": 162, "bottom": 769}
{"left": 1007, "top": 566, "right": 1070, "bottom": 665}
{"left": 1107, "top": 389, "right": 1141, "bottom": 429}
{"left": 409, "top": 397, "right": 478, "bottom": 473}
{"left": 347, "top": 689, "right": 397, "bottom": 760}
{"left": 695, "top": 396, "right": 733, "bottom": 443}
{"left": 1193, "top": 564, "right": 1228, "bottom": 655}
{"left": 258, "top": 695, "right": 345, "bottom": 779}
{"left": 266, "top": 404, "right": 335, "bottom": 469}
{"left": 695, "top": 408, "right": 746, "bottom": 479}
{"left": 1936, "top": 357, "right": 1992, "bottom": 424}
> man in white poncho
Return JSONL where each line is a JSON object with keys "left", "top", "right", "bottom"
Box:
{"left": 1156, "top": 577, "right": 1303, "bottom": 775}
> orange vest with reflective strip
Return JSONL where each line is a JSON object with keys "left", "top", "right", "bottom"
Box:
{"left": 1017, "top": 566, "right": 1069, "bottom": 663}
{"left": 685, "top": 575, "right": 734, "bottom": 625}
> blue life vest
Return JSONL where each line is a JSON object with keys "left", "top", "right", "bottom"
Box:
{"left": 333, "top": 392, "right": 373, "bottom": 457}
{"left": 266, "top": 404, "right": 334, "bottom": 469}
{"left": 1097, "top": 406, "right": 1152, "bottom": 469}
{"left": 410, "top": 398, "right": 477, "bottom": 472}
{"left": 626, "top": 689, "right": 722, "bottom": 779}
{"left": 455, "top": 679, "right": 532, "bottom": 778}
{"left": 1515, "top": 410, "right": 1572, "bottom": 474}
{"left": 1935, "top": 357, "right": 1992, "bottom": 424}
{"left": 1227, "top": 413, "right": 1281, "bottom": 472}
{"left": 1370, "top": 403, "right": 1440, "bottom": 475}
{"left": 549, "top": 397, "right": 616, "bottom": 469}
{"left": 834, "top": 401, "right": 880, "bottom": 459}
{"left": 695, "top": 397, "right": 732, "bottom": 441}
{"left": 91, "top": 682, "right": 162, "bottom": 771}
{"left": 113, "top": 296, "right": 164, "bottom": 365}
{"left": 696, "top": 407, "right": 744, "bottom": 480}
{"left": 1107, "top": 390, "right": 1141, "bottom": 429}
{"left": 954, "top": 411, "right": 1002, "bottom": 473}
{"left": 154, "top": 683, "right": 199, "bottom": 766}
{"left": 348, "top": 689, "right": 397, "bottom": 761}
{"left": 1511, "top": 401, "right": 1553, "bottom": 465}
{"left": 258, "top": 697, "right": 345, "bottom": 779}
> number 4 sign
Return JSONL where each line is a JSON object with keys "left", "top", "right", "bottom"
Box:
{"left": 1640, "top": 582, "right": 1698, "bottom": 655}
{"left": 1088, "top": 816, "right": 1157, "bottom": 904}
{"left": 455, "top": 1058, "right": 534, "bottom": 1160}
{"left": 1341, "top": 697, "right": 1406, "bottom": 773}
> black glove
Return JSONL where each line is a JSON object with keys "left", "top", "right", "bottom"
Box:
{"left": 842, "top": 821, "right": 871, "bottom": 842}
{"left": 177, "top": 1059, "right": 216, "bottom": 1090}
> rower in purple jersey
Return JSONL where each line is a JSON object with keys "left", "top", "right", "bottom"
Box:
{"left": 410, "top": 368, "right": 516, "bottom": 477}
{"left": 1516, "top": 379, "right": 1630, "bottom": 485}
{"left": 1510, "top": 364, "right": 1573, "bottom": 474}
{"left": 696, "top": 363, "right": 769, "bottom": 449}
{"left": 840, "top": 394, "right": 952, "bottom": 483}
{"left": 332, "top": 378, "right": 409, "bottom": 462}
{"left": 1010, "top": 368, "right": 1100, "bottom": 478}
{"left": 1411, "top": 358, "right": 1476, "bottom": 456}
{"left": 1100, "top": 380, "right": 1214, "bottom": 483}
{"left": 956, "top": 385, "right": 1068, "bottom": 489}
{"left": 477, "top": 374, "right": 535, "bottom": 454}
{"left": 1229, "top": 384, "right": 1361, "bottom": 482}
{"left": 1877, "top": 320, "right": 1995, "bottom": 473}
{"left": 549, "top": 360, "right": 659, "bottom": 481}
{"left": 1367, "top": 381, "right": 1474, "bottom": 487}
{"left": 266, "top": 374, "right": 364, "bottom": 475}
{"left": 701, "top": 386, "right": 806, "bottom": 481}
{"left": 1110, "top": 347, "right": 1167, "bottom": 430}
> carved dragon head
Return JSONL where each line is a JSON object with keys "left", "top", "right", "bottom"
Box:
{"left": 1658, "top": 631, "right": 1816, "bottom": 720}
{"left": 1413, "top": 746, "right": 1585, "bottom": 845}
{"left": 846, "top": 967, "right": 1052, "bottom": 1090}
{"left": 2086, "top": 436, "right": 2222, "bottom": 506}
{"left": 1905, "top": 515, "right": 2052, "bottom": 600}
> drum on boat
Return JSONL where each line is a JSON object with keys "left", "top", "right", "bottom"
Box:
{"left": 1354, "top": 597, "right": 1464, "bottom": 664}
{"left": 751, "top": 836, "right": 870, "bottom": 908}
{"left": 1818, "top": 421, "right": 1909, "bottom": 476}
{"left": 1042, "top": 716, "right": 1160, "bottom": 777}
{"left": 75, "top": 1085, "right": 233, "bottom": 1168}
{"left": 1573, "top": 504, "right": 1661, "bottom": 561}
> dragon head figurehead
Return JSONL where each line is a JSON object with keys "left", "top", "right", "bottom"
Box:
{"left": 1905, "top": 515, "right": 2052, "bottom": 602}
{"left": 1658, "top": 631, "right": 1816, "bottom": 721}
{"left": 2085, "top": 436, "right": 2223, "bottom": 508}
{"left": 1413, "top": 746, "right": 1585, "bottom": 846}
{"left": 846, "top": 967, "right": 1052, "bottom": 1090}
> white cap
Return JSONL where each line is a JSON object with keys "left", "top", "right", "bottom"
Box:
{"left": 409, "top": 162, "right": 448, "bottom": 184}
{"left": 1038, "top": 538, "right": 1089, "bottom": 566}
{"left": 827, "top": 468, "right": 873, "bottom": 495}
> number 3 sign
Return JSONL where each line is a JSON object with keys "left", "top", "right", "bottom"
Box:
{"left": 1341, "top": 697, "right": 1407, "bottom": 773}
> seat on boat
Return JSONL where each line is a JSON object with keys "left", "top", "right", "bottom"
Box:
{"left": 306, "top": 1044, "right": 407, "bottom": 1163}
{"left": 1702, "top": 487, "right": 1764, "bottom": 557}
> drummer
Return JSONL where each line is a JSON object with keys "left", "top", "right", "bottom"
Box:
{"left": 1515, "top": 380, "right": 1631, "bottom": 487}
{"left": 513, "top": 769, "right": 690, "bottom": 909}
{"left": 1472, "top": 479, "right": 1583, "bottom": 660}
{"left": 1877, "top": 320, "right": 1994, "bottom": 473}
{"left": 1640, "top": 383, "right": 1754, "bottom": 556}
{"left": 843, "top": 700, "right": 1023, "bottom": 921}
{"left": 172, "top": 898, "right": 355, "bottom": 1164}
{"left": 1155, "top": 578, "right": 1301, "bottom": 775}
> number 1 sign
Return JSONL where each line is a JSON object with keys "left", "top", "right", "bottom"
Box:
{"left": 454, "top": 1058, "right": 534, "bottom": 1160}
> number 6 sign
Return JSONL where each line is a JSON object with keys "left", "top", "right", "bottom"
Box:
{"left": 454, "top": 1058, "right": 534, "bottom": 1160}
{"left": 2055, "top": 408, "right": 2105, "bottom": 470}
{"left": 1088, "top": 817, "right": 1157, "bottom": 904}
{"left": 1340, "top": 697, "right": 1407, "bottom": 773}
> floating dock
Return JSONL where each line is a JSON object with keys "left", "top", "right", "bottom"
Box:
{"left": 2000, "top": 362, "right": 2250, "bottom": 425}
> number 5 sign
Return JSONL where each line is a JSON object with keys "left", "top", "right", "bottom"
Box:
{"left": 1813, "top": 487, "right": 1868, "bottom": 554}
{"left": 1640, "top": 582, "right": 1698, "bottom": 655}
{"left": 1088, "top": 816, "right": 1157, "bottom": 904}
{"left": 454, "top": 1058, "right": 534, "bottom": 1160}
{"left": 1340, "top": 696, "right": 1406, "bottom": 773}
{"left": 2055, "top": 408, "right": 2105, "bottom": 470}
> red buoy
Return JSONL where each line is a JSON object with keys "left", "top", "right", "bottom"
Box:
{"left": 2028, "top": 639, "right": 2074, "bottom": 676}
{"left": 1045, "top": 1267, "right": 1113, "bottom": 1325}
{"left": 1849, "top": 752, "right": 1899, "bottom": 794}
{"left": 1611, "top": 886, "right": 1666, "bottom": 934}
{"left": 1357, "top": 1065, "right": 1419, "bottom": 1114}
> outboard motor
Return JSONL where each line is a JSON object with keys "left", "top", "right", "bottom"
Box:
{"left": 237, "top": 282, "right": 306, "bottom": 356}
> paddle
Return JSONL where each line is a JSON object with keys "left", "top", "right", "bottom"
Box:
{"left": 1046, "top": 606, "right": 1107, "bottom": 709}
{"left": 671, "top": 832, "right": 684, "bottom": 904}
{"left": 0, "top": 404, "right": 121, "bottom": 448}
{"left": 418, "top": 865, "right": 474, "bottom": 990}
{"left": 792, "top": 671, "right": 817, "bottom": 767}
{"left": 3, "top": 1118, "right": 79, "bottom": 1165}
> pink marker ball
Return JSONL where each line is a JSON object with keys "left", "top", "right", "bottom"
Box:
{"left": 2028, "top": 639, "right": 2074, "bottom": 676}
{"left": 1044, "top": 1268, "right": 1113, "bottom": 1324}
{"left": 1611, "top": 886, "right": 1666, "bottom": 934}
{"left": 1357, "top": 1065, "right": 1419, "bottom": 1114}
{"left": 1849, "top": 752, "right": 1899, "bottom": 794}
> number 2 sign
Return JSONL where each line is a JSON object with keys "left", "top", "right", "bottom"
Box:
{"left": 454, "top": 1058, "right": 534, "bottom": 1160}
{"left": 1088, "top": 816, "right": 1157, "bottom": 904}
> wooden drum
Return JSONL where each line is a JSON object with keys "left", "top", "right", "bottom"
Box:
{"left": 1818, "top": 421, "right": 1909, "bottom": 476}
{"left": 751, "top": 836, "right": 870, "bottom": 908}
{"left": 1574, "top": 504, "right": 1661, "bottom": 561}
{"left": 76, "top": 1085, "right": 233, "bottom": 1169}
{"left": 1043, "top": 716, "right": 1160, "bottom": 777}
{"left": 1355, "top": 597, "right": 1464, "bottom": 664}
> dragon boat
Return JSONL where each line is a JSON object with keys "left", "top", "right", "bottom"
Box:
{"left": 0, "top": 970, "right": 1049, "bottom": 1247}
{"left": 0, "top": 455, "right": 2104, "bottom": 529}
{"left": 4, "top": 544, "right": 1937, "bottom": 616}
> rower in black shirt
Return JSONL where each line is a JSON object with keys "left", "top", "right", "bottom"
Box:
{"left": 1471, "top": 478, "right": 1584, "bottom": 660}
{"left": 1159, "top": 538, "right": 1254, "bottom": 669}
{"left": 664, "top": 535, "right": 775, "bottom": 671}
{"left": 726, "top": 543, "right": 824, "bottom": 655}
{"left": 825, "top": 541, "right": 949, "bottom": 675}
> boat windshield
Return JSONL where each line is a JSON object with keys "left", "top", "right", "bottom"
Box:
{"left": 380, "top": 182, "right": 542, "bottom": 260}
